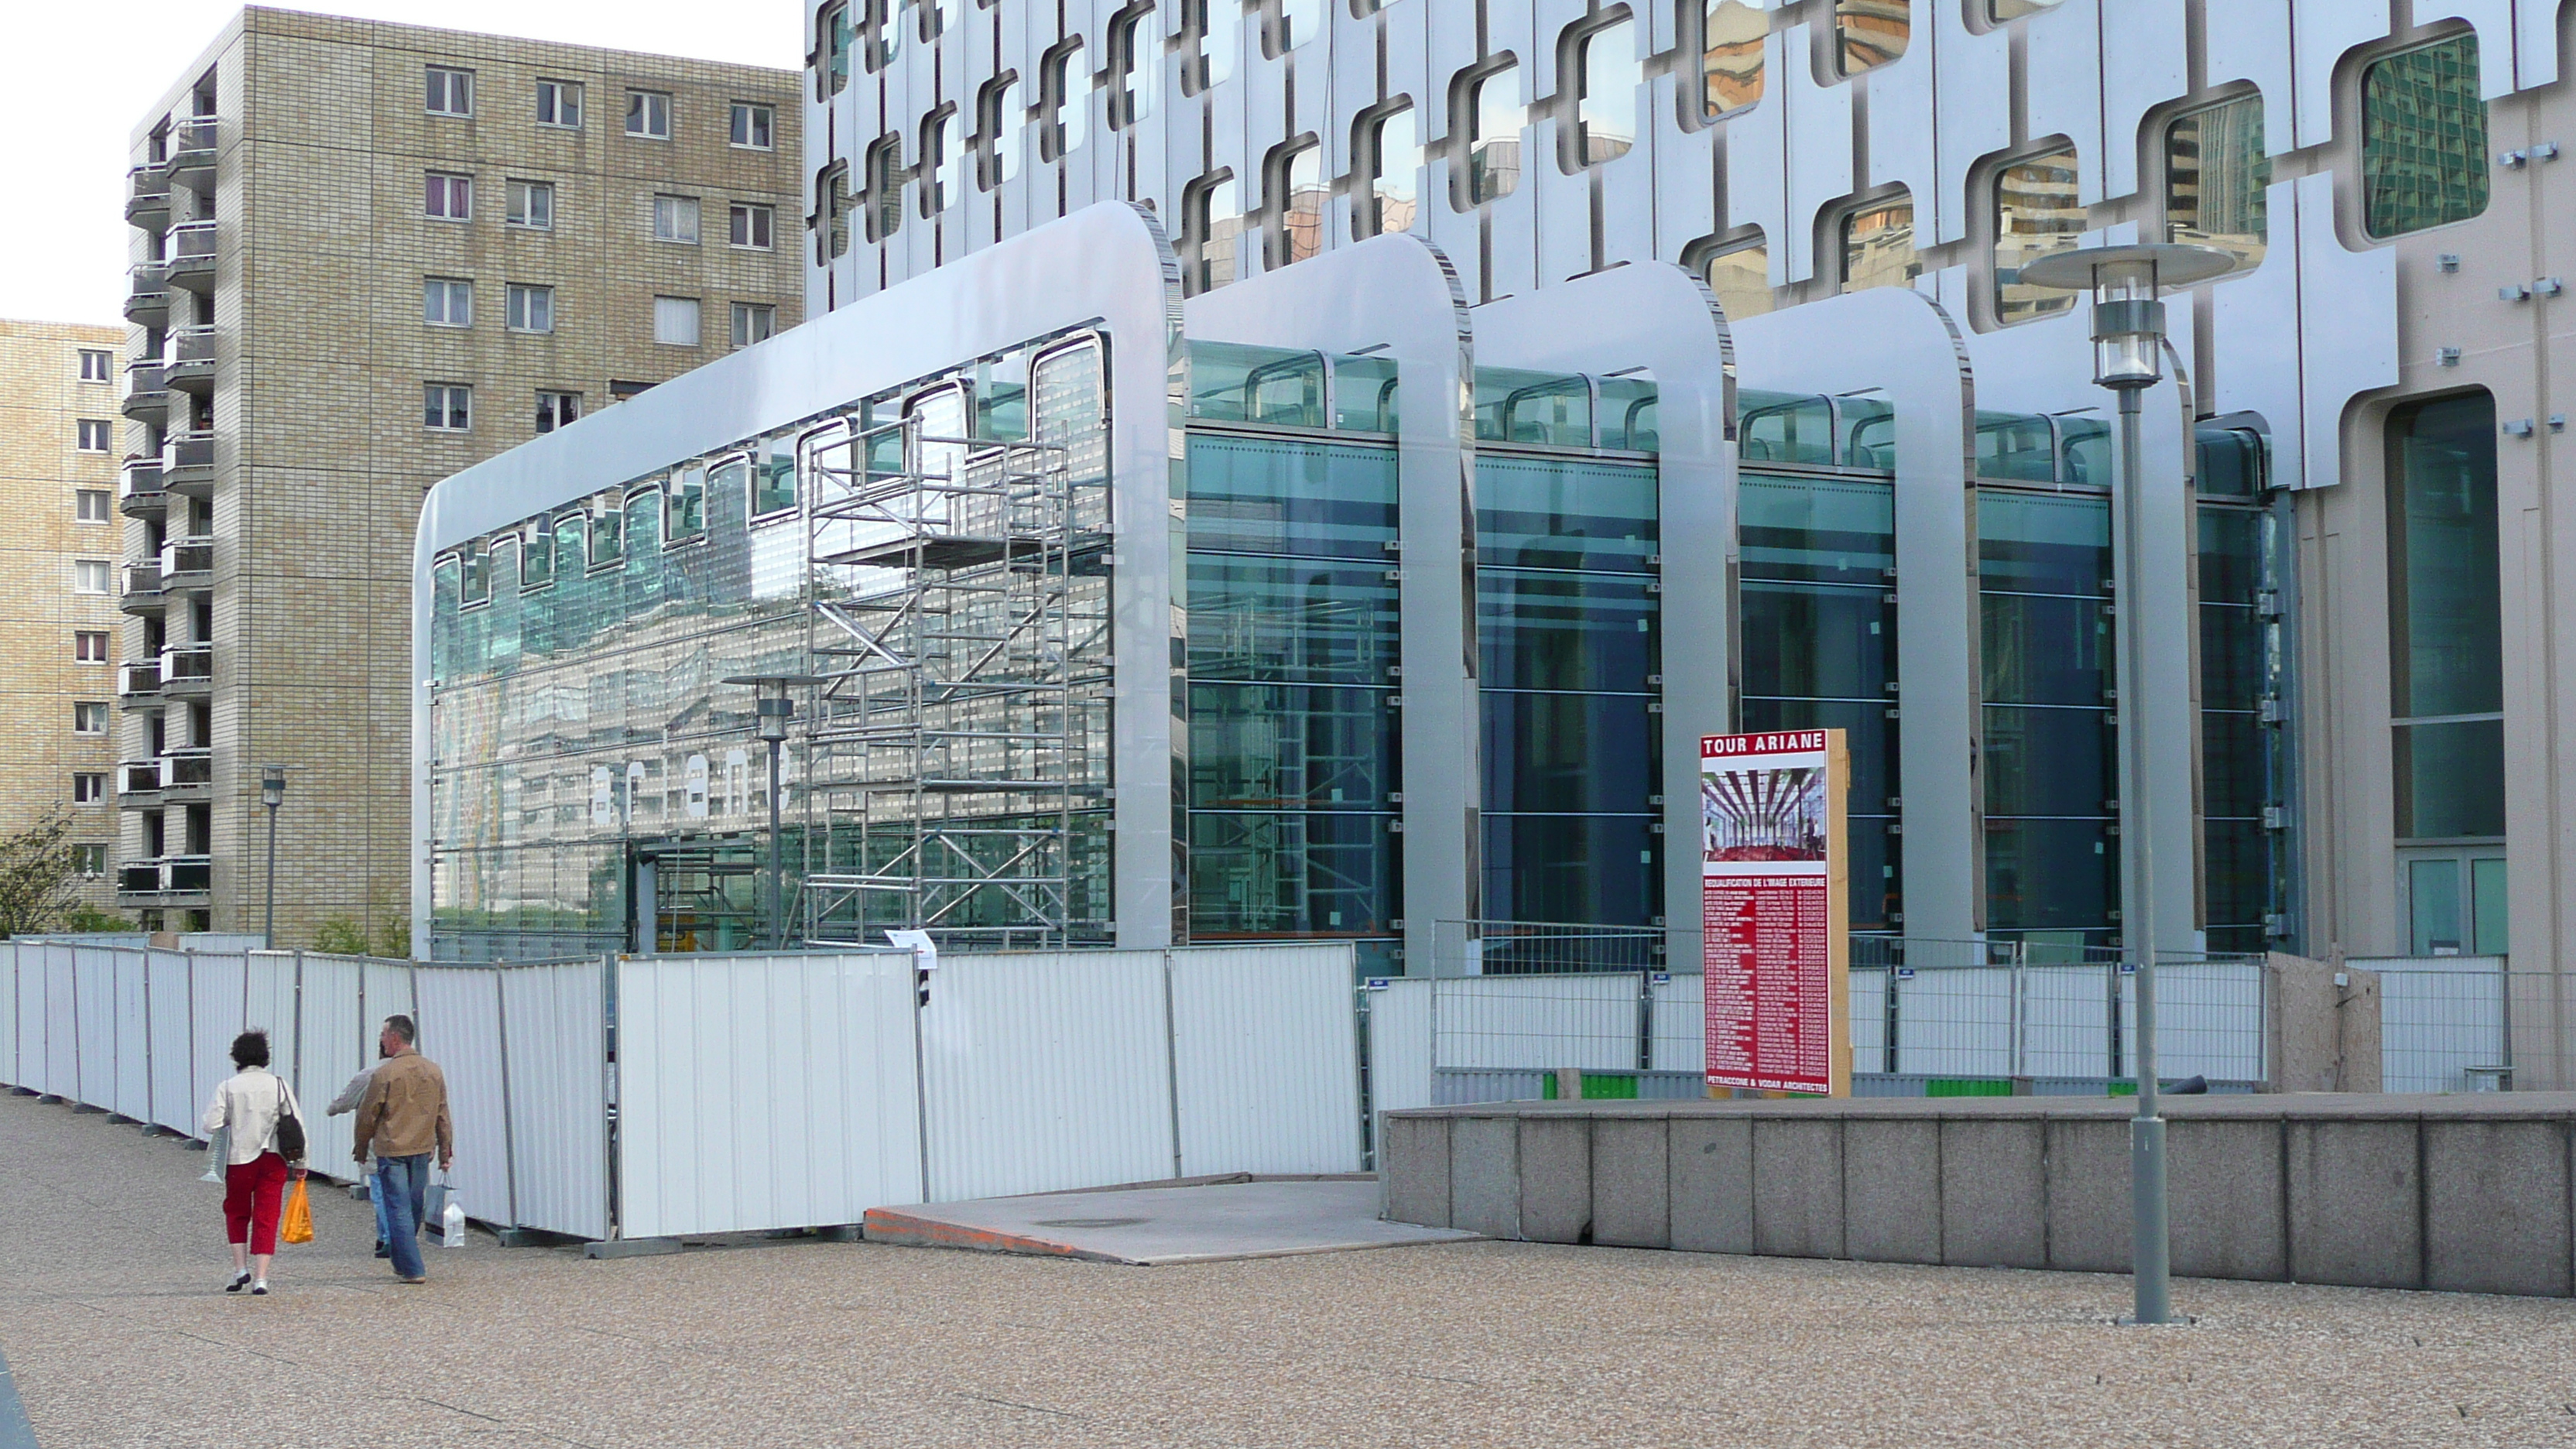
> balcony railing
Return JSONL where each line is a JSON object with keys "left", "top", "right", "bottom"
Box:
{"left": 121, "top": 358, "right": 169, "bottom": 423}
{"left": 163, "top": 643, "right": 214, "bottom": 690}
{"left": 118, "top": 855, "right": 211, "bottom": 899}
{"left": 120, "top": 759, "right": 165, "bottom": 800}
{"left": 165, "top": 326, "right": 216, "bottom": 391}
{"left": 161, "top": 536, "right": 216, "bottom": 586}
{"left": 124, "top": 279, "right": 170, "bottom": 326}
{"left": 163, "top": 432, "right": 216, "bottom": 494}
{"left": 126, "top": 165, "right": 170, "bottom": 223}
{"left": 118, "top": 659, "right": 163, "bottom": 698}
{"left": 119, "top": 560, "right": 164, "bottom": 603}
{"left": 162, "top": 748, "right": 214, "bottom": 793}
{"left": 166, "top": 222, "right": 217, "bottom": 289}
{"left": 165, "top": 118, "right": 218, "bottom": 176}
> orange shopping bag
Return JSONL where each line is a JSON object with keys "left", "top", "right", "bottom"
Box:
{"left": 279, "top": 1175, "right": 313, "bottom": 1245}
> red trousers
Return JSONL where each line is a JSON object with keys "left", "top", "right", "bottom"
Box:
{"left": 224, "top": 1151, "right": 289, "bottom": 1254}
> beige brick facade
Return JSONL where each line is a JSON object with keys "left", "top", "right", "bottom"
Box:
{"left": 122, "top": 7, "right": 802, "bottom": 944}
{"left": 0, "top": 320, "right": 129, "bottom": 920}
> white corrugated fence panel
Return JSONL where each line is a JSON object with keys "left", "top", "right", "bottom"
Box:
{"left": 1848, "top": 968, "right": 1888, "bottom": 1073}
{"left": 1892, "top": 967, "right": 2015, "bottom": 1077}
{"left": 1434, "top": 975, "right": 1641, "bottom": 1071}
{"left": 362, "top": 959, "right": 416, "bottom": 1049}
{"left": 922, "top": 949, "right": 1174, "bottom": 1201}
{"left": 45, "top": 944, "right": 78, "bottom": 1099}
{"left": 146, "top": 950, "right": 194, "bottom": 1134}
{"left": 2019, "top": 965, "right": 2112, "bottom": 1077}
{"left": 1652, "top": 973, "right": 1704, "bottom": 1076}
{"left": 188, "top": 952, "right": 247, "bottom": 1135}
{"left": 74, "top": 947, "right": 117, "bottom": 1108}
{"left": 617, "top": 952, "right": 922, "bottom": 1238}
{"left": 242, "top": 951, "right": 300, "bottom": 1093}
{"left": 0, "top": 942, "right": 18, "bottom": 1088}
{"left": 114, "top": 949, "right": 150, "bottom": 1121}
{"left": 1169, "top": 945, "right": 1362, "bottom": 1177}
{"left": 501, "top": 961, "right": 608, "bottom": 1238}
{"left": 2378, "top": 961, "right": 2508, "bottom": 1093}
{"left": 1366, "top": 977, "right": 1434, "bottom": 1115}
{"left": 2129, "top": 963, "right": 2265, "bottom": 1082}
{"left": 15, "top": 945, "right": 43, "bottom": 1092}
{"left": 413, "top": 965, "right": 510, "bottom": 1223}
{"left": 296, "top": 955, "right": 365, "bottom": 1174}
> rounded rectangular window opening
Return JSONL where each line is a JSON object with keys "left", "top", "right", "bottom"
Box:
{"left": 1269, "top": 139, "right": 1327, "bottom": 266}
{"left": 1834, "top": 0, "right": 1907, "bottom": 77}
{"left": 1572, "top": 17, "right": 1639, "bottom": 170}
{"left": 1463, "top": 62, "right": 1525, "bottom": 207}
{"left": 1691, "top": 231, "right": 1771, "bottom": 321}
{"left": 1361, "top": 104, "right": 1420, "bottom": 238}
{"left": 1993, "top": 148, "right": 2084, "bottom": 325}
{"left": 2165, "top": 94, "right": 2270, "bottom": 270}
{"left": 1703, "top": 0, "right": 1766, "bottom": 118}
{"left": 1841, "top": 194, "right": 1918, "bottom": 293}
{"left": 2362, "top": 33, "right": 2491, "bottom": 239}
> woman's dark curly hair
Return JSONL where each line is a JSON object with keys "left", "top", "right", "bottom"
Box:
{"left": 230, "top": 1029, "right": 270, "bottom": 1070}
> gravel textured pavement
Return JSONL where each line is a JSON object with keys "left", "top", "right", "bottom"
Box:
{"left": 4, "top": 1088, "right": 2574, "bottom": 1447}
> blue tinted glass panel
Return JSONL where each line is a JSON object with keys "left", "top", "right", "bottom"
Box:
{"left": 1477, "top": 454, "right": 1657, "bottom": 571}
{"left": 1483, "top": 814, "right": 1657, "bottom": 927}
{"left": 1482, "top": 691, "right": 1655, "bottom": 814}
{"left": 1478, "top": 572, "right": 1657, "bottom": 690}
{"left": 1186, "top": 433, "right": 1399, "bottom": 558}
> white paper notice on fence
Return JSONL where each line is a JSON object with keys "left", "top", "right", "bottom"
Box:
{"left": 885, "top": 930, "right": 938, "bottom": 972}
{"left": 1701, "top": 729, "right": 1850, "bottom": 1097}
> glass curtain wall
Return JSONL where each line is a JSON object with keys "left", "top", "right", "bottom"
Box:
{"left": 1183, "top": 344, "right": 1403, "bottom": 964}
{"left": 2362, "top": 34, "right": 2490, "bottom": 238}
{"left": 2195, "top": 424, "right": 2287, "bottom": 952}
{"left": 1978, "top": 427, "right": 2119, "bottom": 951}
{"left": 1475, "top": 368, "right": 1662, "bottom": 927}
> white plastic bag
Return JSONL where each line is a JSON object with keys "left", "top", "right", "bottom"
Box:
{"left": 440, "top": 1193, "right": 467, "bottom": 1249}
{"left": 200, "top": 1125, "right": 228, "bottom": 1184}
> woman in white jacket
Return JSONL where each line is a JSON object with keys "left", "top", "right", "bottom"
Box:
{"left": 201, "top": 1029, "right": 303, "bottom": 1295}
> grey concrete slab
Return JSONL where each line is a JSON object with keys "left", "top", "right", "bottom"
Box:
{"left": 1392, "top": 1091, "right": 2576, "bottom": 1122}
{"left": 1751, "top": 1118, "right": 1844, "bottom": 1259}
{"left": 862, "top": 1180, "right": 1476, "bottom": 1266}
{"left": 1943, "top": 1118, "right": 2047, "bottom": 1270}
{"left": 1589, "top": 1117, "right": 1669, "bottom": 1249}
{"left": 2288, "top": 1118, "right": 2422, "bottom": 1290}
{"left": 1845, "top": 1118, "right": 1941, "bottom": 1264}
{"left": 1518, "top": 1117, "right": 1593, "bottom": 1243}
{"left": 2170, "top": 1118, "right": 2287, "bottom": 1282}
{"left": 2423, "top": 1119, "right": 2572, "bottom": 1297}
{"left": 2040, "top": 1118, "right": 2129, "bottom": 1273}
{"left": 1668, "top": 1114, "right": 1753, "bottom": 1253}
{"left": 1447, "top": 1115, "right": 1521, "bottom": 1238}
{"left": 1380, "top": 1114, "right": 1451, "bottom": 1228}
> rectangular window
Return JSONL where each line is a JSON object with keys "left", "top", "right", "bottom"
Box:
{"left": 1699, "top": 235, "right": 1771, "bottom": 320}
{"left": 75, "top": 630, "right": 111, "bottom": 662}
{"left": 865, "top": 135, "right": 906, "bottom": 242}
{"left": 653, "top": 296, "right": 701, "bottom": 347}
{"left": 76, "top": 419, "right": 111, "bottom": 452}
{"left": 506, "top": 179, "right": 554, "bottom": 229}
{"left": 1575, "top": 19, "right": 1640, "bottom": 166}
{"left": 76, "top": 489, "right": 111, "bottom": 522}
{"left": 2364, "top": 34, "right": 2490, "bottom": 239}
{"left": 923, "top": 106, "right": 963, "bottom": 213}
{"left": 505, "top": 283, "right": 555, "bottom": 333}
{"left": 536, "top": 79, "right": 583, "bottom": 128}
{"left": 1704, "top": 0, "right": 1765, "bottom": 118}
{"left": 74, "top": 560, "right": 111, "bottom": 594}
{"left": 425, "top": 66, "right": 474, "bottom": 115}
{"left": 1365, "top": 105, "right": 1420, "bottom": 237}
{"left": 1186, "top": 173, "right": 1241, "bottom": 293}
{"left": 74, "top": 772, "right": 108, "bottom": 803}
{"left": 750, "top": 438, "right": 795, "bottom": 517}
{"left": 980, "top": 75, "right": 1027, "bottom": 188}
{"left": 423, "top": 382, "right": 472, "bottom": 431}
{"left": 729, "top": 202, "right": 774, "bottom": 249}
{"left": 72, "top": 844, "right": 104, "bottom": 878}
{"left": 78, "top": 349, "right": 114, "bottom": 382}
{"left": 729, "top": 302, "right": 776, "bottom": 348}
{"left": 626, "top": 90, "right": 672, "bottom": 139}
{"left": 731, "top": 102, "right": 774, "bottom": 149}
{"left": 1112, "top": 7, "right": 1159, "bottom": 126}
{"left": 665, "top": 466, "right": 707, "bottom": 544}
{"left": 536, "top": 390, "right": 581, "bottom": 433}
{"left": 653, "top": 194, "right": 701, "bottom": 244}
{"left": 1835, "top": 0, "right": 1906, "bottom": 75}
{"left": 1842, "top": 194, "right": 1920, "bottom": 293}
{"left": 457, "top": 540, "right": 490, "bottom": 605}
{"left": 74, "top": 702, "right": 108, "bottom": 735}
{"left": 425, "top": 172, "right": 472, "bottom": 220}
{"left": 1043, "top": 40, "right": 1090, "bottom": 160}
{"left": 821, "top": 2, "right": 854, "bottom": 94}
{"left": 1270, "top": 143, "right": 1324, "bottom": 266}
{"left": 1468, "top": 65, "right": 1525, "bottom": 205}
{"left": 2167, "top": 94, "right": 2271, "bottom": 269}
{"left": 520, "top": 520, "right": 556, "bottom": 589}
{"left": 588, "top": 498, "right": 625, "bottom": 567}
{"left": 1993, "top": 148, "right": 2084, "bottom": 324}
{"left": 2390, "top": 392, "right": 2503, "bottom": 840}
{"left": 423, "top": 277, "right": 473, "bottom": 327}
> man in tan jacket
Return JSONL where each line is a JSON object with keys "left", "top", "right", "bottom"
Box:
{"left": 351, "top": 1015, "right": 453, "bottom": 1284}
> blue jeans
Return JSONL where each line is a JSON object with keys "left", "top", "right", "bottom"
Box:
{"left": 367, "top": 1170, "right": 392, "bottom": 1249}
{"left": 376, "top": 1153, "right": 432, "bottom": 1279}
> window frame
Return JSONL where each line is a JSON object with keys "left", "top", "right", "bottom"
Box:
{"left": 504, "top": 283, "right": 556, "bottom": 334}
{"left": 536, "top": 78, "right": 584, "bottom": 128}
{"left": 423, "top": 382, "right": 474, "bottom": 433}
{"left": 78, "top": 349, "right": 114, "bottom": 382}
{"left": 1568, "top": 13, "right": 1641, "bottom": 171}
{"left": 2360, "top": 33, "right": 2492, "bottom": 241}
{"left": 425, "top": 171, "right": 473, "bottom": 221}
{"left": 76, "top": 488, "right": 112, "bottom": 522}
{"left": 586, "top": 495, "right": 626, "bottom": 571}
{"left": 626, "top": 89, "right": 673, "bottom": 139}
{"left": 75, "top": 419, "right": 111, "bottom": 452}
{"left": 730, "top": 302, "right": 777, "bottom": 349}
{"left": 425, "top": 65, "right": 474, "bottom": 117}
{"left": 1461, "top": 60, "right": 1526, "bottom": 207}
{"left": 653, "top": 295, "right": 703, "bottom": 348}
{"left": 519, "top": 519, "right": 556, "bottom": 591}
{"left": 74, "top": 772, "right": 108, "bottom": 804}
{"left": 73, "top": 559, "right": 112, "bottom": 594}
{"left": 730, "top": 101, "right": 775, "bottom": 150}
{"left": 535, "top": 389, "right": 582, "bottom": 434}
{"left": 729, "top": 202, "right": 776, "bottom": 250}
{"left": 663, "top": 464, "right": 708, "bottom": 547}
{"left": 423, "top": 276, "right": 473, "bottom": 328}
{"left": 74, "top": 701, "right": 109, "bottom": 735}
{"left": 505, "top": 178, "right": 555, "bottom": 230}
{"left": 74, "top": 629, "right": 111, "bottom": 663}
{"left": 653, "top": 194, "right": 702, "bottom": 245}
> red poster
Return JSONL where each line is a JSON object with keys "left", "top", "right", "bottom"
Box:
{"left": 1701, "top": 730, "right": 1848, "bottom": 1096}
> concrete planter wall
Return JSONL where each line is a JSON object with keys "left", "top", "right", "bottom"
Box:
{"left": 1381, "top": 1095, "right": 2576, "bottom": 1297}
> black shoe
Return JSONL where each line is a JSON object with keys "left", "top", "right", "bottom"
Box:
{"left": 375, "top": 1242, "right": 390, "bottom": 1258}
{"left": 225, "top": 1271, "right": 250, "bottom": 1293}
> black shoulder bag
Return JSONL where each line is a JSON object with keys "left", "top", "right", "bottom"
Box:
{"left": 272, "top": 1076, "right": 307, "bottom": 1161}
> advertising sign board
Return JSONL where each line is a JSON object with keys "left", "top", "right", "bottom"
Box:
{"left": 1701, "top": 729, "right": 1849, "bottom": 1096}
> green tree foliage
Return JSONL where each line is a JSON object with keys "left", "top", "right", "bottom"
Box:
{"left": 0, "top": 809, "right": 87, "bottom": 937}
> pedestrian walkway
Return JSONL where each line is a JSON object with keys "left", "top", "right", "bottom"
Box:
{"left": 5, "top": 1088, "right": 2574, "bottom": 1447}
{"left": 863, "top": 1178, "right": 1476, "bottom": 1263}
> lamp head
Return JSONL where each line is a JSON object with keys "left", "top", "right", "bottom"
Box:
{"left": 2014, "top": 242, "right": 2235, "bottom": 392}
{"left": 259, "top": 764, "right": 286, "bottom": 809}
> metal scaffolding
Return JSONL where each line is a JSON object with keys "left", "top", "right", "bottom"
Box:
{"left": 793, "top": 403, "right": 1112, "bottom": 949}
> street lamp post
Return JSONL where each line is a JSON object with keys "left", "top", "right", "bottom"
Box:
{"left": 2019, "top": 241, "right": 2233, "bottom": 1327}
{"left": 723, "top": 675, "right": 818, "bottom": 950}
{"left": 259, "top": 765, "right": 286, "bottom": 950}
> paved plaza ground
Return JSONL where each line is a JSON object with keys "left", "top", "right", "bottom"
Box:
{"left": 3, "top": 1089, "right": 2573, "bottom": 1448}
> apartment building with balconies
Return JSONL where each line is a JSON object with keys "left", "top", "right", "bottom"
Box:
{"left": 121, "top": 7, "right": 803, "bottom": 937}
{"left": 0, "top": 320, "right": 131, "bottom": 917}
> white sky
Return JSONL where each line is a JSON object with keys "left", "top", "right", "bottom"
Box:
{"left": 0, "top": 2, "right": 803, "bottom": 327}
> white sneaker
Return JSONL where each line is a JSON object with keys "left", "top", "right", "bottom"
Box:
{"left": 250, "top": 1279, "right": 269, "bottom": 1295}
{"left": 225, "top": 1271, "right": 249, "bottom": 1293}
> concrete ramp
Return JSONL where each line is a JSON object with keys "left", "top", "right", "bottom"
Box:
{"left": 864, "top": 1177, "right": 1478, "bottom": 1265}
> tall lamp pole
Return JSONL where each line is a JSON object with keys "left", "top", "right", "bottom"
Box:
{"left": 259, "top": 765, "right": 286, "bottom": 950}
{"left": 2019, "top": 242, "right": 2233, "bottom": 1327}
{"left": 724, "top": 676, "right": 817, "bottom": 950}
